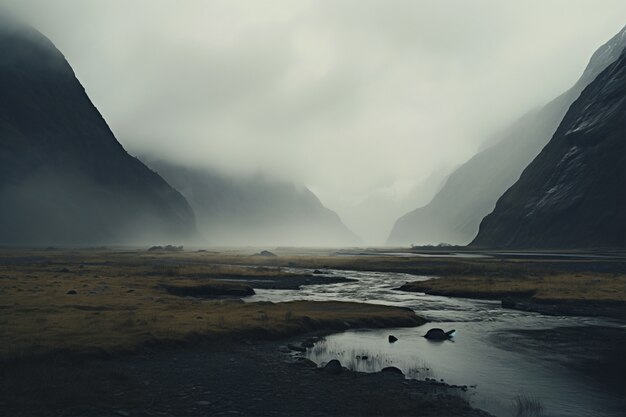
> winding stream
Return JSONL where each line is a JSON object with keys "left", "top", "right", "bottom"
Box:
{"left": 247, "top": 269, "right": 625, "bottom": 417}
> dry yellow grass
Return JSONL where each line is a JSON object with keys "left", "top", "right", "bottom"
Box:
{"left": 2, "top": 248, "right": 623, "bottom": 357}
{"left": 0, "top": 251, "right": 421, "bottom": 358}
{"left": 400, "top": 273, "right": 626, "bottom": 303}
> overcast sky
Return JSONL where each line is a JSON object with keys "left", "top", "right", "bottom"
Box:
{"left": 2, "top": 0, "right": 625, "bottom": 243}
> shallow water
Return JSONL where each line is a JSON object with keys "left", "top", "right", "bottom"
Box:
{"left": 248, "top": 269, "right": 625, "bottom": 417}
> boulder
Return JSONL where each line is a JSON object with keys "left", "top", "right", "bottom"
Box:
{"left": 388, "top": 335, "right": 398, "bottom": 343}
{"left": 381, "top": 366, "right": 404, "bottom": 375}
{"left": 424, "top": 328, "right": 455, "bottom": 340}
{"left": 66, "top": 289, "right": 77, "bottom": 295}
{"left": 324, "top": 359, "right": 343, "bottom": 374}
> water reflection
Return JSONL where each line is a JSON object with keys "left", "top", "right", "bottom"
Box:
{"left": 248, "top": 269, "right": 625, "bottom": 417}
{"left": 308, "top": 340, "right": 434, "bottom": 380}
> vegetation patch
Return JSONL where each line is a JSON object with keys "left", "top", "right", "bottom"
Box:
{"left": 399, "top": 273, "right": 626, "bottom": 318}
{"left": 0, "top": 250, "right": 423, "bottom": 359}
{"left": 158, "top": 281, "right": 255, "bottom": 298}
{"left": 398, "top": 273, "right": 626, "bottom": 303}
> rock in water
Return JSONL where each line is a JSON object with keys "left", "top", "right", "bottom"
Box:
{"left": 424, "top": 328, "right": 454, "bottom": 340}
{"left": 388, "top": 335, "right": 398, "bottom": 343}
{"left": 323, "top": 360, "right": 343, "bottom": 374}
{"left": 381, "top": 366, "right": 404, "bottom": 375}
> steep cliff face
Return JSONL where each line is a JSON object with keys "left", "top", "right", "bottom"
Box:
{"left": 471, "top": 50, "right": 626, "bottom": 248}
{"left": 0, "top": 18, "right": 196, "bottom": 245}
{"left": 148, "top": 160, "right": 360, "bottom": 247}
{"left": 387, "top": 26, "right": 626, "bottom": 246}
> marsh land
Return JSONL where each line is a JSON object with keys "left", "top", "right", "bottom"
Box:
{"left": 0, "top": 247, "right": 624, "bottom": 416}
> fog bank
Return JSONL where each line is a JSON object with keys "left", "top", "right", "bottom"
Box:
{"left": 2, "top": 0, "right": 625, "bottom": 243}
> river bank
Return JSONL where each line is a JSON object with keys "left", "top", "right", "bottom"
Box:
{"left": 398, "top": 273, "right": 626, "bottom": 319}
{"left": 2, "top": 248, "right": 624, "bottom": 416}
{"left": 0, "top": 249, "right": 491, "bottom": 416}
{"left": 245, "top": 266, "right": 625, "bottom": 417}
{"left": 0, "top": 251, "right": 422, "bottom": 357}
{"left": 0, "top": 340, "right": 491, "bottom": 417}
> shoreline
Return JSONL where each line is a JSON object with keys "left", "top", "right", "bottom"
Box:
{"left": 0, "top": 249, "right": 495, "bottom": 416}
{"left": 0, "top": 298, "right": 424, "bottom": 360}
{"left": 3, "top": 248, "right": 623, "bottom": 416}
{"left": 0, "top": 340, "right": 493, "bottom": 417}
{"left": 398, "top": 276, "right": 626, "bottom": 320}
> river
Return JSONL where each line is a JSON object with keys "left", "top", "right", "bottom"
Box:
{"left": 246, "top": 268, "right": 625, "bottom": 417}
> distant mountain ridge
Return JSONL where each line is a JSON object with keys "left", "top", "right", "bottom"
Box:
{"left": 472, "top": 49, "right": 626, "bottom": 248}
{"left": 387, "top": 25, "right": 626, "bottom": 246}
{"left": 148, "top": 160, "right": 360, "bottom": 247}
{"left": 0, "top": 17, "right": 197, "bottom": 245}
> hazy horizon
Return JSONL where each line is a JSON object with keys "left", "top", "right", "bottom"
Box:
{"left": 2, "top": 0, "right": 625, "bottom": 244}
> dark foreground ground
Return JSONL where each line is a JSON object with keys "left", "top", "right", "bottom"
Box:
{"left": 0, "top": 341, "right": 490, "bottom": 417}
{"left": 2, "top": 247, "right": 623, "bottom": 417}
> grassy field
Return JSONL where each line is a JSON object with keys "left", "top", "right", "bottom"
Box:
{"left": 399, "top": 270, "right": 626, "bottom": 318}
{"left": 1, "top": 247, "right": 624, "bottom": 357}
{"left": 399, "top": 273, "right": 626, "bottom": 303}
{"left": 153, "top": 247, "right": 626, "bottom": 277}
{"left": 0, "top": 249, "right": 422, "bottom": 359}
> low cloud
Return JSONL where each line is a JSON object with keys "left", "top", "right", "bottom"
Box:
{"left": 2, "top": 0, "right": 625, "bottom": 243}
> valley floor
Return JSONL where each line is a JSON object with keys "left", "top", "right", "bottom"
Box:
{"left": 0, "top": 248, "right": 491, "bottom": 417}
{"left": 1, "top": 247, "right": 623, "bottom": 416}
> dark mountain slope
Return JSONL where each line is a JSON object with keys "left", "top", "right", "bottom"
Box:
{"left": 0, "top": 18, "right": 196, "bottom": 245}
{"left": 387, "top": 25, "right": 626, "bottom": 246}
{"left": 148, "top": 160, "right": 360, "bottom": 247}
{"left": 472, "top": 50, "right": 626, "bottom": 248}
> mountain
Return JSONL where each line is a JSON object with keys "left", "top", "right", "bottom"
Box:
{"left": 0, "top": 17, "right": 197, "bottom": 245}
{"left": 338, "top": 166, "right": 453, "bottom": 245}
{"left": 387, "top": 25, "right": 626, "bottom": 246}
{"left": 471, "top": 49, "right": 626, "bottom": 248}
{"left": 148, "top": 160, "right": 360, "bottom": 247}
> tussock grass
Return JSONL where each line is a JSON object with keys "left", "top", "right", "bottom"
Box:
{"left": 400, "top": 273, "right": 626, "bottom": 303}
{"left": 0, "top": 250, "right": 422, "bottom": 359}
